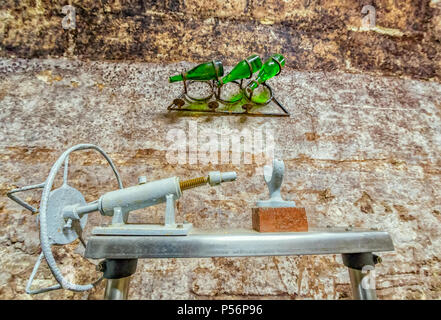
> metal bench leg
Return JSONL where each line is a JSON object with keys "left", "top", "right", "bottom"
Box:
{"left": 104, "top": 277, "right": 131, "bottom": 300}
{"left": 346, "top": 267, "right": 377, "bottom": 300}
{"left": 99, "top": 258, "right": 138, "bottom": 300}
{"left": 342, "top": 252, "right": 379, "bottom": 300}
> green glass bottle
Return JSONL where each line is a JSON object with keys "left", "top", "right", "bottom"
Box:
{"left": 246, "top": 54, "right": 285, "bottom": 91}
{"left": 220, "top": 54, "right": 263, "bottom": 86}
{"left": 169, "top": 60, "right": 224, "bottom": 83}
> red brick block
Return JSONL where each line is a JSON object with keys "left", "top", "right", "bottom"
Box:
{"left": 252, "top": 207, "right": 308, "bottom": 232}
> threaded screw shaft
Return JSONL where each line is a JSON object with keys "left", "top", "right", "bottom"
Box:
{"left": 179, "top": 176, "right": 208, "bottom": 191}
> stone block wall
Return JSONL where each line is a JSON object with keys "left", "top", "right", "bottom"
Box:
{"left": 1, "top": 1, "right": 441, "bottom": 80}
{"left": 1, "top": 1, "right": 441, "bottom": 299}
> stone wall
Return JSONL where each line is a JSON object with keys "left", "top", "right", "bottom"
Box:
{"left": 1, "top": 0, "right": 441, "bottom": 300}
{"left": 1, "top": 1, "right": 441, "bottom": 81}
{"left": 1, "top": 58, "right": 440, "bottom": 299}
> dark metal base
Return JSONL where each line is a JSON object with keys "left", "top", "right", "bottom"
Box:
{"left": 342, "top": 252, "right": 381, "bottom": 270}
{"left": 99, "top": 259, "right": 138, "bottom": 279}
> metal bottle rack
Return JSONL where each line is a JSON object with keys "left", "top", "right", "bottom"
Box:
{"left": 167, "top": 63, "right": 290, "bottom": 117}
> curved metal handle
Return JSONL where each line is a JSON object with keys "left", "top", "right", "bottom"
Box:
{"left": 22, "top": 144, "right": 123, "bottom": 294}
{"left": 264, "top": 159, "right": 285, "bottom": 198}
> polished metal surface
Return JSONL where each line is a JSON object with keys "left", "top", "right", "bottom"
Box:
{"left": 347, "top": 267, "right": 378, "bottom": 300}
{"left": 92, "top": 222, "right": 193, "bottom": 236}
{"left": 85, "top": 228, "right": 394, "bottom": 259}
{"left": 104, "top": 277, "right": 131, "bottom": 300}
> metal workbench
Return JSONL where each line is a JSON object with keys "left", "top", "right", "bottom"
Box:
{"left": 85, "top": 227, "right": 394, "bottom": 300}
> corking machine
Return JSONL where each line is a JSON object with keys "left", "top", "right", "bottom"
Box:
{"left": 7, "top": 144, "right": 394, "bottom": 300}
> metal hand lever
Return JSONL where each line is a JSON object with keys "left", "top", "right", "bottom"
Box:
{"left": 8, "top": 144, "right": 123, "bottom": 294}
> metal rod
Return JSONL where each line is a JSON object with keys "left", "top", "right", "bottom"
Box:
{"left": 167, "top": 107, "right": 290, "bottom": 117}
{"left": 7, "top": 182, "right": 46, "bottom": 213}
{"left": 347, "top": 267, "right": 377, "bottom": 300}
{"left": 63, "top": 156, "right": 69, "bottom": 185}
{"left": 104, "top": 277, "right": 131, "bottom": 300}
{"left": 76, "top": 202, "right": 99, "bottom": 215}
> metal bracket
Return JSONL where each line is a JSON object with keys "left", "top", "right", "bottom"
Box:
{"left": 92, "top": 194, "right": 193, "bottom": 236}
{"left": 99, "top": 259, "right": 138, "bottom": 280}
{"left": 165, "top": 194, "right": 176, "bottom": 226}
{"left": 112, "top": 207, "right": 128, "bottom": 225}
{"left": 257, "top": 159, "right": 296, "bottom": 208}
{"left": 342, "top": 252, "right": 382, "bottom": 270}
{"left": 167, "top": 82, "right": 290, "bottom": 117}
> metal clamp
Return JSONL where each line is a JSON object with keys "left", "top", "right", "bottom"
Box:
{"left": 272, "top": 56, "right": 283, "bottom": 76}
{"left": 244, "top": 82, "right": 274, "bottom": 106}
{"left": 183, "top": 78, "right": 214, "bottom": 103}
{"left": 215, "top": 80, "right": 243, "bottom": 104}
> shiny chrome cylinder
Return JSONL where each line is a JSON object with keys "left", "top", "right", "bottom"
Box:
{"left": 99, "top": 177, "right": 182, "bottom": 216}
{"left": 348, "top": 267, "right": 378, "bottom": 300}
{"left": 104, "top": 277, "right": 131, "bottom": 300}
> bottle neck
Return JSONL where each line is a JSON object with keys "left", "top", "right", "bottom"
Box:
{"left": 247, "top": 80, "right": 259, "bottom": 91}
{"left": 169, "top": 74, "right": 184, "bottom": 83}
